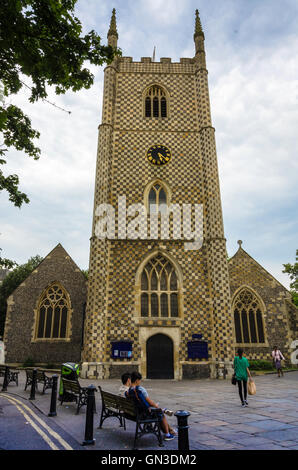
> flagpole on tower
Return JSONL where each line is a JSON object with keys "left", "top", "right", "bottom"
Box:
{"left": 152, "top": 46, "right": 156, "bottom": 62}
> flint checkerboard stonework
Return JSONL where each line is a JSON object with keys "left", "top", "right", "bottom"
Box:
{"left": 3, "top": 11, "right": 297, "bottom": 376}
{"left": 82, "top": 13, "right": 235, "bottom": 380}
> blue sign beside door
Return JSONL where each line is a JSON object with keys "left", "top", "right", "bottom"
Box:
{"left": 111, "top": 341, "right": 132, "bottom": 359}
{"left": 187, "top": 340, "right": 208, "bottom": 359}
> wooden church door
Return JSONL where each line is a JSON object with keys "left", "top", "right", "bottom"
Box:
{"left": 146, "top": 334, "right": 174, "bottom": 379}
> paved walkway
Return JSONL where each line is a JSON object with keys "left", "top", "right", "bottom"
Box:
{"left": 1, "top": 370, "right": 298, "bottom": 450}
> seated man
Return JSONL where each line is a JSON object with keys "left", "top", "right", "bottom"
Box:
{"left": 125, "top": 371, "right": 175, "bottom": 441}
{"left": 118, "top": 372, "right": 131, "bottom": 396}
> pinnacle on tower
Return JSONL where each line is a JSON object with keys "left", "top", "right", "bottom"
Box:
{"left": 193, "top": 9, "right": 206, "bottom": 62}
{"left": 107, "top": 8, "right": 118, "bottom": 48}
{"left": 194, "top": 9, "right": 204, "bottom": 40}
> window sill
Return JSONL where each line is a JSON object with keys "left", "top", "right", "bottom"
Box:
{"left": 143, "top": 117, "right": 169, "bottom": 121}
{"left": 134, "top": 316, "right": 181, "bottom": 325}
{"left": 32, "top": 338, "right": 71, "bottom": 343}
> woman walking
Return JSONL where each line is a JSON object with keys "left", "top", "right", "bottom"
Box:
{"left": 272, "top": 346, "right": 285, "bottom": 377}
{"left": 234, "top": 348, "right": 251, "bottom": 407}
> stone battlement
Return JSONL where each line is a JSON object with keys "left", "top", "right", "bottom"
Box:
{"left": 118, "top": 56, "right": 194, "bottom": 64}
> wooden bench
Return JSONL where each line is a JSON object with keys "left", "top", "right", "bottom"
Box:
{"left": 98, "top": 387, "right": 164, "bottom": 449}
{"left": 0, "top": 365, "right": 20, "bottom": 386}
{"left": 24, "top": 369, "right": 53, "bottom": 394}
{"left": 60, "top": 378, "right": 95, "bottom": 414}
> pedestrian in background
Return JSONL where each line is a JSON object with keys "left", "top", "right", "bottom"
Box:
{"left": 272, "top": 346, "right": 285, "bottom": 377}
{"left": 234, "top": 348, "right": 251, "bottom": 407}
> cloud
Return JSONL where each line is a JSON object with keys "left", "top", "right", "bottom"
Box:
{"left": 211, "top": 36, "right": 298, "bottom": 218}
{"left": 0, "top": 0, "right": 297, "bottom": 289}
{"left": 139, "top": 0, "right": 190, "bottom": 25}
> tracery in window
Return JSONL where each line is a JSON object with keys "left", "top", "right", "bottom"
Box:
{"left": 140, "top": 255, "right": 179, "bottom": 318}
{"left": 36, "top": 283, "right": 70, "bottom": 339}
{"left": 145, "top": 85, "right": 167, "bottom": 118}
{"left": 233, "top": 289, "right": 265, "bottom": 344}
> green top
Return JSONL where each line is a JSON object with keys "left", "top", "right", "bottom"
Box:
{"left": 234, "top": 356, "right": 250, "bottom": 381}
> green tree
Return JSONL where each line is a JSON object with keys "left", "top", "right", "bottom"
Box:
{"left": 0, "top": 255, "right": 43, "bottom": 335}
{"left": 81, "top": 269, "right": 88, "bottom": 280}
{"left": 0, "top": 249, "right": 17, "bottom": 269}
{"left": 0, "top": 1, "right": 120, "bottom": 267}
{"left": 283, "top": 249, "right": 298, "bottom": 307}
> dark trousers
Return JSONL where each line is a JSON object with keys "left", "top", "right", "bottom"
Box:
{"left": 237, "top": 380, "right": 247, "bottom": 403}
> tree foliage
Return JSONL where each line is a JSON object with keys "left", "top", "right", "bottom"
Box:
{"left": 0, "top": 255, "right": 43, "bottom": 335}
{"left": 0, "top": 0, "right": 119, "bottom": 266}
{"left": 81, "top": 269, "right": 88, "bottom": 280}
{"left": 0, "top": 249, "right": 17, "bottom": 269}
{"left": 283, "top": 249, "right": 298, "bottom": 307}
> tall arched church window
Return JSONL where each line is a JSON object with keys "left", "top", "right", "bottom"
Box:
{"left": 145, "top": 85, "right": 168, "bottom": 118}
{"left": 148, "top": 182, "right": 168, "bottom": 214}
{"left": 233, "top": 289, "right": 266, "bottom": 344}
{"left": 35, "top": 283, "right": 71, "bottom": 339}
{"left": 140, "top": 255, "right": 179, "bottom": 318}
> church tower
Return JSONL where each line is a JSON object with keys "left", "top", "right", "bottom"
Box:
{"left": 82, "top": 10, "right": 235, "bottom": 379}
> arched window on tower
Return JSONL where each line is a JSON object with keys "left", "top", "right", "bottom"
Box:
{"left": 140, "top": 255, "right": 179, "bottom": 318}
{"left": 35, "top": 283, "right": 71, "bottom": 340}
{"left": 145, "top": 85, "right": 168, "bottom": 118}
{"left": 233, "top": 288, "right": 266, "bottom": 345}
{"left": 148, "top": 182, "right": 168, "bottom": 214}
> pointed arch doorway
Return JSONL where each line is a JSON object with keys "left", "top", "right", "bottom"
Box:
{"left": 146, "top": 334, "right": 174, "bottom": 379}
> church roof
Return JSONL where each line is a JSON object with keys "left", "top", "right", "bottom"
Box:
{"left": 228, "top": 240, "right": 290, "bottom": 292}
{"left": 7, "top": 243, "right": 87, "bottom": 298}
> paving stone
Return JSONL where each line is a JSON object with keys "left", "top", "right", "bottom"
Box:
{"left": 278, "top": 440, "right": 298, "bottom": 448}
{"left": 264, "top": 414, "right": 296, "bottom": 421}
{"left": 199, "top": 420, "right": 230, "bottom": 427}
{"left": 208, "top": 430, "right": 249, "bottom": 441}
{"left": 221, "top": 423, "right": 267, "bottom": 434}
{"left": 242, "top": 444, "right": 289, "bottom": 450}
{"left": 260, "top": 428, "right": 298, "bottom": 442}
{"left": 231, "top": 436, "right": 274, "bottom": 446}
{"left": 245, "top": 420, "right": 296, "bottom": 432}
{"left": 3, "top": 369, "right": 298, "bottom": 451}
{"left": 196, "top": 438, "right": 226, "bottom": 446}
{"left": 186, "top": 424, "right": 215, "bottom": 433}
{"left": 221, "top": 418, "right": 253, "bottom": 424}
{"left": 235, "top": 413, "right": 270, "bottom": 421}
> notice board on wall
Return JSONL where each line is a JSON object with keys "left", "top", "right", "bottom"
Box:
{"left": 111, "top": 341, "right": 132, "bottom": 359}
{"left": 187, "top": 334, "right": 208, "bottom": 359}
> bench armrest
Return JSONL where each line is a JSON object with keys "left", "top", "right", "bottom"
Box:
{"left": 149, "top": 407, "right": 163, "bottom": 414}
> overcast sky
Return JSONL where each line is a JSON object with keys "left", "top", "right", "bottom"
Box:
{"left": 1, "top": 0, "right": 298, "bottom": 289}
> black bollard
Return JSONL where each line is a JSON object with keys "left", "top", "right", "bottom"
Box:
{"left": 48, "top": 375, "right": 58, "bottom": 417}
{"left": 1, "top": 366, "right": 10, "bottom": 392}
{"left": 82, "top": 385, "right": 97, "bottom": 446}
{"left": 174, "top": 410, "right": 191, "bottom": 451}
{"left": 29, "top": 369, "right": 37, "bottom": 401}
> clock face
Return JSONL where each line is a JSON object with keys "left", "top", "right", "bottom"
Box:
{"left": 146, "top": 145, "right": 171, "bottom": 166}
